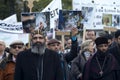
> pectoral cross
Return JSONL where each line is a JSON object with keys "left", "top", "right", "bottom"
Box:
{"left": 99, "top": 71, "right": 103, "bottom": 76}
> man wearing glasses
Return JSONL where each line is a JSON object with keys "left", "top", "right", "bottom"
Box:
{"left": 9, "top": 41, "right": 24, "bottom": 58}
{"left": 0, "top": 40, "right": 24, "bottom": 80}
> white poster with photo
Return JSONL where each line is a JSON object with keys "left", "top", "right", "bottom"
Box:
{"left": 81, "top": 5, "right": 95, "bottom": 29}
{"left": 42, "top": 0, "right": 62, "bottom": 38}
{"left": 35, "top": 12, "right": 50, "bottom": 31}
{"left": 72, "top": 0, "right": 120, "bottom": 30}
{"left": 21, "top": 12, "right": 53, "bottom": 39}
{"left": 92, "top": 5, "right": 120, "bottom": 29}
{"left": 58, "top": 10, "right": 83, "bottom": 31}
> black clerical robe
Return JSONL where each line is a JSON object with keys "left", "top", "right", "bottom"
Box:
{"left": 82, "top": 51, "right": 120, "bottom": 80}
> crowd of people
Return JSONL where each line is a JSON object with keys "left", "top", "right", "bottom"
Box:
{"left": 0, "top": 27, "right": 120, "bottom": 80}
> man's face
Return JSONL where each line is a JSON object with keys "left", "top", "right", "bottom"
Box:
{"left": 10, "top": 44, "right": 24, "bottom": 56}
{"left": 116, "top": 36, "right": 120, "bottom": 45}
{"left": 97, "top": 44, "right": 108, "bottom": 53}
{"left": 48, "top": 43, "right": 60, "bottom": 52}
{"left": 108, "top": 39, "right": 113, "bottom": 46}
{"left": 32, "top": 34, "right": 45, "bottom": 45}
{"left": 0, "top": 41, "right": 6, "bottom": 53}
{"left": 88, "top": 41, "right": 95, "bottom": 53}
{"left": 66, "top": 39, "right": 71, "bottom": 49}
{"left": 31, "top": 34, "right": 46, "bottom": 54}
{"left": 86, "top": 31, "right": 96, "bottom": 41}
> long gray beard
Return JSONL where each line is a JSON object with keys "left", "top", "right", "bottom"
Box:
{"left": 31, "top": 43, "right": 45, "bottom": 55}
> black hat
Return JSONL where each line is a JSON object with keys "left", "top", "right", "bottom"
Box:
{"left": 47, "top": 39, "right": 60, "bottom": 45}
{"left": 115, "top": 30, "right": 120, "bottom": 38}
{"left": 95, "top": 37, "right": 108, "bottom": 46}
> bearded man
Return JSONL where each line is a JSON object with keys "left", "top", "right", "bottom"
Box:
{"left": 14, "top": 29, "right": 64, "bottom": 80}
{"left": 82, "top": 37, "right": 120, "bottom": 80}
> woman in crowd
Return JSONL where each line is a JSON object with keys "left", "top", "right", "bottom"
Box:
{"left": 71, "top": 40, "right": 95, "bottom": 80}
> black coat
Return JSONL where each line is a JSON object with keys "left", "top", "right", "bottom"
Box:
{"left": 14, "top": 48, "right": 64, "bottom": 80}
{"left": 71, "top": 52, "right": 87, "bottom": 80}
{"left": 82, "top": 51, "right": 120, "bottom": 80}
{"left": 109, "top": 44, "right": 120, "bottom": 65}
{"left": 59, "top": 38, "right": 78, "bottom": 80}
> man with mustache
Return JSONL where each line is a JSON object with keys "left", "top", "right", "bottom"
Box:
{"left": 82, "top": 37, "right": 120, "bottom": 80}
{"left": 14, "top": 29, "right": 64, "bottom": 80}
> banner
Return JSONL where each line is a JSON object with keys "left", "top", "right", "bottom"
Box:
{"left": 0, "top": 32, "right": 29, "bottom": 47}
{"left": 0, "top": 21, "right": 23, "bottom": 33}
{"left": 72, "top": 0, "right": 82, "bottom": 10}
{"left": 72, "top": 0, "right": 120, "bottom": 30}
{"left": 3, "top": 14, "right": 17, "bottom": 24}
{"left": 42, "top": 0, "right": 62, "bottom": 29}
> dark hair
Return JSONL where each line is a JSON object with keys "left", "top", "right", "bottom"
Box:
{"left": 115, "top": 30, "right": 120, "bottom": 38}
{"left": 104, "top": 34, "right": 113, "bottom": 40}
{"left": 87, "top": 30, "right": 96, "bottom": 36}
{"left": 95, "top": 37, "right": 108, "bottom": 46}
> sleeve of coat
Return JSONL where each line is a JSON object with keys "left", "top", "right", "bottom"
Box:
{"left": 14, "top": 53, "right": 23, "bottom": 80}
{"left": 55, "top": 53, "right": 64, "bottom": 80}
{"left": 64, "top": 38, "right": 78, "bottom": 63}
{"left": 82, "top": 59, "right": 91, "bottom": 80}
{"left": 71, "top": 55, "right": 82, "bottom": 80}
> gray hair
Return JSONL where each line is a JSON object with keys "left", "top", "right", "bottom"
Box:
{"left": 81, "top": 40, "right": 93, "bottom": 51}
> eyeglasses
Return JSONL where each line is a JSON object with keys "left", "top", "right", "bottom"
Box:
{"left": 11, "top": 46, "right": 23, "bottom": 49}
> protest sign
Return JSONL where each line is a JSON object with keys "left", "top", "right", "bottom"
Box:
{"left": 72, "top": 0, "right": 120, "bottom": 30}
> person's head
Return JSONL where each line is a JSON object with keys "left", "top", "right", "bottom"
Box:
{"left": 85, "top": 30, "right": 96, "bottom": 41}
{"left": 39, "top": 22, "right": 44, "bottom": 30}
{"left": 9, "top": 40, "right": 24, "bottom": 56}
{"left": 104, "top": 34, "right": 113, "bottom": 47}
{"left": 65, "top": 39, "right": 72, "bottom": 49}
{"left": 24, "top": 43, "right": 29, "bottom": 50}
{"left": 0, "top": 40, "right": 6, "bottom": 54}
{"left": 115, "top": 30, "right": 120, "bottom": 45}
{"left": 47, "top": 39, "right": 61, "bottom": 52}
{"left": 95, "top": 37, "right": 108, "bottom": 53}
{"left": 31, "top": 29, "right": 46, "bottom": 55}
{"left": 81, "top": 40, "right": 95, "bottom": 53}
{"left": 98, "top": 31, "right": 107, "bottom": 37}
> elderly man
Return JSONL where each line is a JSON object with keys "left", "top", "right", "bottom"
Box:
{"left": 14, "top": 29, "right": 64, "bottom": 80}
{"left": 0, "top": 40, "right": 9, "bottom": 80}
{"left": 47, "top": 27, "right": 79, "bottom": 80}
{"left": 0, "top": 40, "right": 8, "bottom": 62}
{"left": 1, "top": 40, "right": 24, "bottom": 80}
